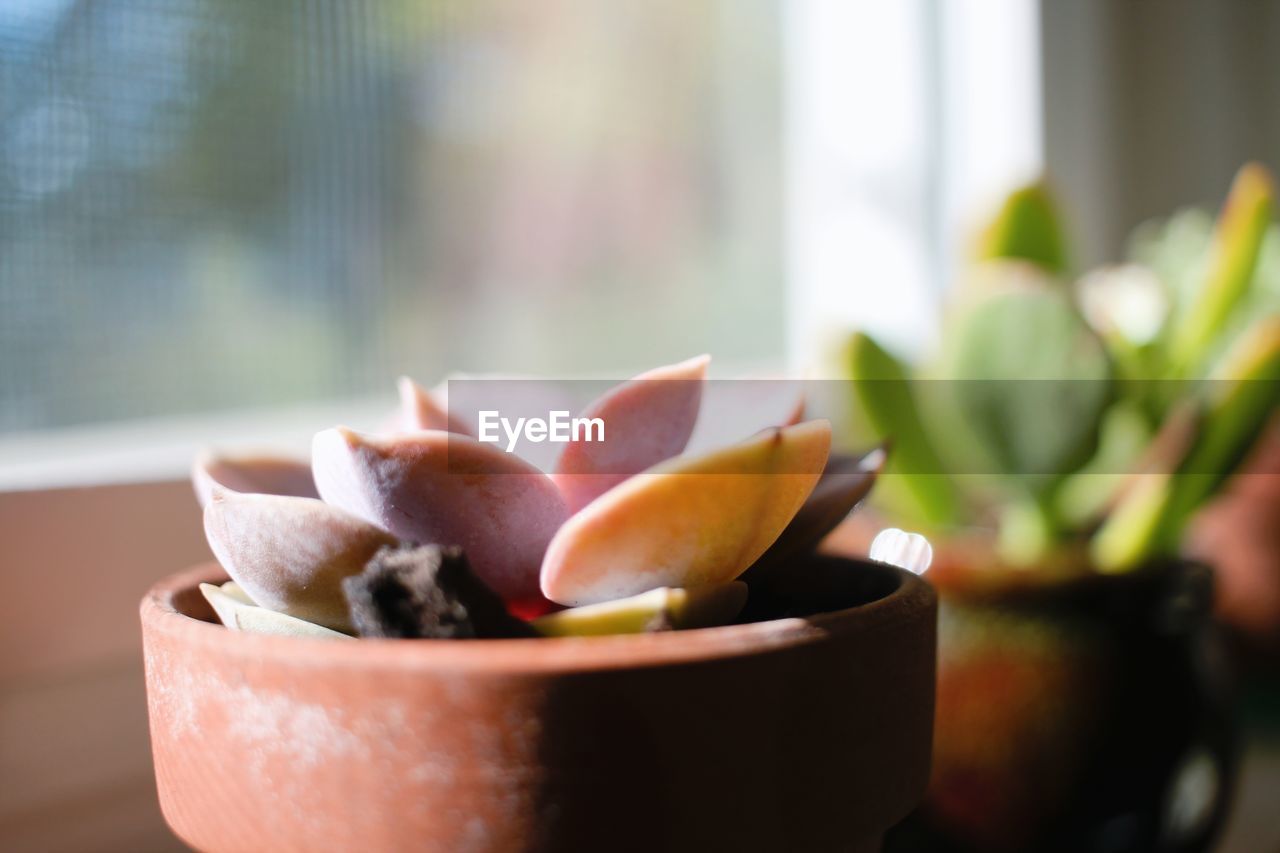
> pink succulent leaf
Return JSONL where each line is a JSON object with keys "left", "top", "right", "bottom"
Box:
{"left": 192, "top": 450, "right": 319, "bottom": 508}
{"left": 741, "top": 446, "right": 886, "bottom": 583}
{"left": 684, "top": 378, "right": 806, "bottom": 455}
{"left": 393, "top": 376, "right": 473, "bottom": 435}
{"left": 552, "top": 354, "right": 709, "bottom": 513}
{"left": 312, "top": 427, "right": 569, "bottom": 602}
{"left": 203, "top": 489, "right": 397, "bottom": 632}
{"left": 540, "top": 419, "right": 833, "bottom": 606}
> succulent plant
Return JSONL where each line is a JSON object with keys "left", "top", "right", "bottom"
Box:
{"left": 195, "top": 356, "right": 882, "bottom": 638}
{"left": 848, "top": 163, "right": 1280, "bottom": 572}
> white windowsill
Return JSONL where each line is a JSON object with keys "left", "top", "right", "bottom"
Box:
{"left": 0, "top": 397, "right": 388, "bottom": 492}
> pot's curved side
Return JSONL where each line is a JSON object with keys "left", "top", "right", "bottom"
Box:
{"left": 895, "top": 558, "right": 1235, "bottom": 853}
{"left": 142, "top": 561, "right": 936, "bottom": 853}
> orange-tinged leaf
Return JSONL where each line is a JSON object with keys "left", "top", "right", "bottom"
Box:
{"left": 541, "top": 420, "right": 832, "bottom": 605}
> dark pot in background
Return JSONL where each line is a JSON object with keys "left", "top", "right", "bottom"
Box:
{"left": 142, "top": 557, "right": 936, "bottom": 853}
{"left": 885, "top": 549, "right": 1236, "bottom": 853}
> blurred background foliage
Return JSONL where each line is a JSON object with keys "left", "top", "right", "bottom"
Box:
{"left": 0, "top": 0, "right": 783, "bottom": 432}
{"left": 846, "top": 165, "right": 1280, "bottom": 572}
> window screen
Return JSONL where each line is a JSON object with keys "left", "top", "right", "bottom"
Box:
{"left": 0, "top": 0, "right": 782, "bottom": 433}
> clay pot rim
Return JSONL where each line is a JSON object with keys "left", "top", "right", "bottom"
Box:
{"left": 142, "top": 559, "right": 932, "bottom": 674}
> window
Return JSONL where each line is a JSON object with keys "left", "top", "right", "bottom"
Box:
{"left": 785, "top": 0, "right": 1041, "bottom": 365}
{"left": 1, "top": 0, "right": 1046, "bottom": 460}
{"left": 0, "top": 0, "right": 783, "bottom": 437}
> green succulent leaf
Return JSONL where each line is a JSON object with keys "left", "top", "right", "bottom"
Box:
{"left": 1090, "top": 471, "right": 1173, "bottom": 573}
{"left": 996, "top": 497, "right": 1057, "bottom": 567}
{"left": 199, "top": 582, "right": 352, "bottom": 639}
{"left": 946, "top": 287, "right": 1113, "bottom": 495}
{"left": 1053, "top": 400, "right": 1154, "bottom": 529}
{"left": 1163, "top": 318, "right": 1280, "bottom": 522}
{"left": 1094, "top": 316, "right": 1280, "bottom": 571}
{"left": 1170, "top": 163, "right": 1274, "bottom": 376}
{"left": 847, "top": 332, "right": 962, "bottom": 528}
{"left": 977, "top": 182, "right": 1068, "bottom": 274}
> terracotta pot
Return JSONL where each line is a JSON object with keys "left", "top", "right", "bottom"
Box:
{"left": 141, "top": 557, "right": 936, "bottom": 853}
{"left": 884, "top": 547, "right": 1236, "bottom": 853}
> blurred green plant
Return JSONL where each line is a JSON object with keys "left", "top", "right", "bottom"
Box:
{"left": 848, "top": 164, "right": 1280, "bottom": 571}
{"left": 976, "top": 182, "right": 1068, "bottom": 274}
